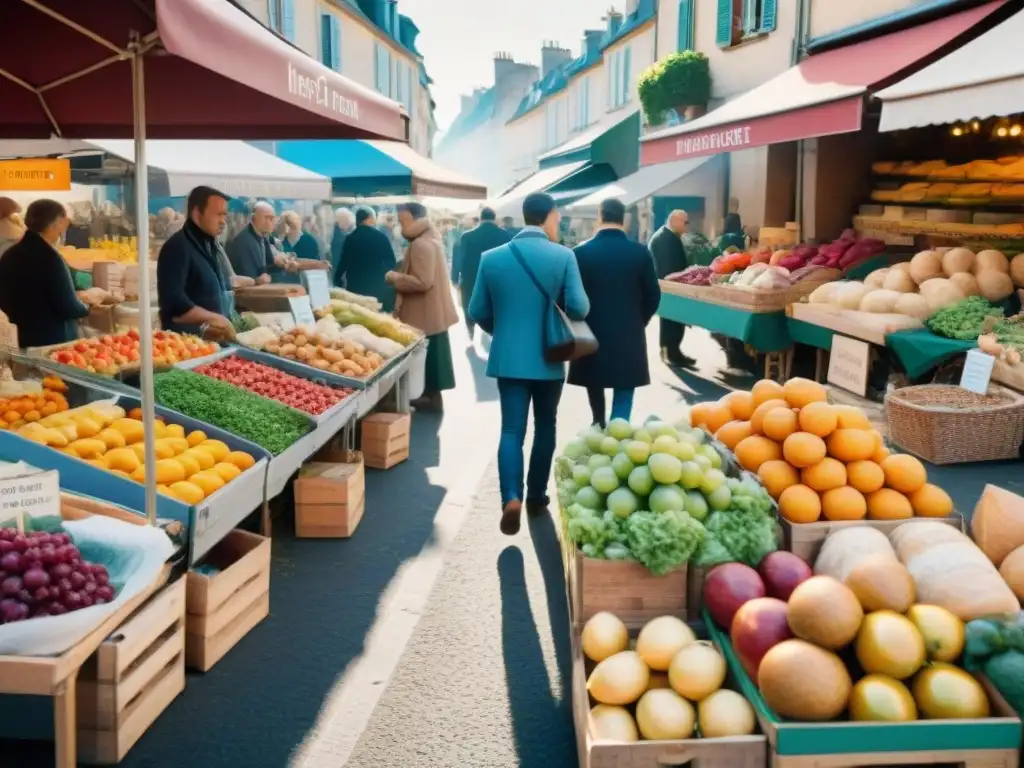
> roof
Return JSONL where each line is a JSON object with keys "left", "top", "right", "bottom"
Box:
{"left": 601, "top": 0, "right": 656, "bottom": 50}
{"left": 437, "top": 87, "right": 498, "bottom": 150}
{"left": 567, "top": 156, "right": 712, "bottom": 213}
{"left": 876, "top": 6, "right": 1024, "bottom": 131}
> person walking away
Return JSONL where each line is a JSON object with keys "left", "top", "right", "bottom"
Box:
{"left": 387, "top": 203, "right": 458, "bottom": 412}
{"left": 336, "top": 206, "right": 397, "bottom": 311}
{"left": 0, "top": 198, "right": 25, "bottom": 258}
{"left": 330, "top": 207, "right": 355, "bottom": 278}
{"left": 455, "top": 207, "right": 509, "bottom": 341}
{"left": 156, "top": 186, "right": 236, "bottom": 339}
{"left": 569, "top": 198, "right": 660, "bottom": 427}
{"left": 649, "top": 210, "right": 694, "bottom": 368}
{"left": 469, "top": 192, "right": 589, "bottom": 536}
{"left": 226, "top": 201, "right": 288, "bottom": 284}
{"left": 277, "top": 211, "right": 329, "bottom": 284}
{"left": 0, "top": 199, "right": 91, "bottom": 348}
{"left": 501, "top": 216, "right": 521, "bottom": 238}
{"left": 718, "top": 212, "right": 746, "bottom": 252}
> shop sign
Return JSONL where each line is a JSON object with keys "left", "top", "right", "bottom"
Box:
{"left": 960, "top": 349, "right": 994, "bottom": 395}
{"left": 0, "top": 159, "right": 71, "bottom": 191}
{"left": 827, "top": 335, "right": 870, "bottom": 396}
{"left": 288, "top": 62, "right": 359, "bottom": 120}
{"left": 675, "top": 126, "right": 752, "bottom": 158}
{"left": 0, "top": 469, "right": 60, "bottom": 521}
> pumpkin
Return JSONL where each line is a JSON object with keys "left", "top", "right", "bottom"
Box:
{"left": 787, "top": 576, "right": 864, "bottom": 650}
{"left": 998, "top": 544, "right": 1024, "bottom": 600}
{"left": 971, "top": 484, "right": 1024, "bottom": 566}
{"left": 783, "top": 432, "right": 827, "bottom": 469}
{"left": 758, "top": 640, "right": 851, "bottom": 721}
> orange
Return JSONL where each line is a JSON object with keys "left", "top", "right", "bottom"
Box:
{"left": 822, "top": 486, "right": 867, "bottom": 521}
{"left": 827, "top": 429, "right": 876, "bottom": 462}
{"left": 703, "top": 403, "right": 734, "bottom": 435}
{"left": 128, "top": 407, "right": 143, "bottom": 420}
{"left": 750, "top": 399, "right": 790, "bottom": 434}
{"left": 908, "top": 483, "right": 954, "bottom": 518}
{"left": 184, "top": 447, "right": 215, "bottom": 471}
{"left": 716, "top": 420, "right": 754, "bottom": 451}
{"left": 866, "top": 488, "right": 914, "bottom": 520}
{"left": 847, "top": 461, "right": 885, "bottom": 494}
{"left": 751, "top": 379, "right": 785, "bottom": 407}
{"left": 801, "top": 458, "right": 847, "bottom": 492}
{"left": 783, "top": 378, "right": 829, "bottom": 409}
{"left": 762, "top": 408, "right": 799, "bottom": 442}
{"left": 783, "top": 432, "right": 827, "bottom": 469}
{"left": 798, "top": 402, "right": 838, "bottom": 438}
{"left": 759, "top": 460, "right": 801, "bottom": 500}
{"left": 872, "top": 444, "right": 891, "bottom": 463}
{"left": 186, "top": 429, "right": 208, "bottom": 448}
{"left": 880, "top": 454, "right": 927, "bottom": 494}
{"left": 226, "top": 451, "right": 256, "bottom": 471}
{"left": 735, "top": 435, "right": 783, "bottom": 473}
{"left": 212, "top": 462, "right": 243, "bottom": 483}
{"left": 779, "top": 484, "right": 822, "bottom": 524}
{"left": 725, "top": 391, "right": 756, "bottom": 421}
{"left": 834, "top": 405, "right": 872, "bottom": 430}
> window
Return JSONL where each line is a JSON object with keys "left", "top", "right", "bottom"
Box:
{"left": 374, "top": 43, "right": 392, "bottom": 96}
{"left": 267, "top": 0, "right": 294, "bottom": 39}
{"left": 320, "top": 13, "right": 341, "bottom": 72}
{"left": 405, "top": 66, "right": 415, "bottom": 119}
{"left": 717, "top": 0, "right": 776, "bottom": 47}
{"left": 622, "top": 46, "right": 632, "bottom": 104}
{"left": 575, "top": 78, "right": 589, "bottom": 130}
{"left": 678, "top": 0, "right": 695, "bottom": 51}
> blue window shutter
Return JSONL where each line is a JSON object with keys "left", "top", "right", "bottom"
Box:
{"left": 268, "top": 0, "right": 281, "bottom": 32}
{"left": 331, "top": 15, "right": 341, "bottom": 71}
{"left": 678, "top": 0, "right": 694, "bottom": 50}
{"left": 623, "top": 47, "right": 632, "bottom": 103}
{"left": 716, "top": 0, "right": 734, "bottom": 47}
{"left": 374, "top": 44, "right": 381, "bottom": 91}
{"left": 761, "top": 0, "right": 778, "bottom": 32}
{"left": 320, "top": 14, "right": 330, "bottom": 66}
{"left": 282, "top": 0, "right": 295, "bottom": 41}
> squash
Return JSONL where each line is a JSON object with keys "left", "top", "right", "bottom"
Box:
{"left": 864, "top": 268, "right": 889, "bottom": 290}
{"left": 942, "top": 248, "right": 975, "bottom": 276}
{"left": 860, "top": 289, "right": 902, "bottom": 313}
{"left": 808, "top": 283, "right": 839, "bottom": 304}
{"left": 1011, "top": 253, "right": 1024, "bottom": 288}
{"left": 836, "top": 282, "right": 869, "bottom": 310}
{"left": 998, "top": 545, "right": 1024, "bottom": 601}
{"left": 948, "top": 272, "right": 980, "bottom": 298}
{"left": 909, "top": 251, "right": 943, "bottom": 284}
{"left": 758, "top": 640, "right": 851, "bottom": 721}
{"left": 845, "top": 555, "right": 916, "bottom": 612}
{"left": 971, "top": 484, "right": 1024, "bottom": 566}
{"left": 814, "top": 526, "right": 896, "bottom": 582}
{"left": 918, "top": 278, "right": 966, "bottom": 312}
{"left": 977, "top": 270, "right": 1014, "bottom": 302}
{"left": 881, "top": 270, "right": 916, "bottom": 294}
{"left": 890, "top": 521, "right": 964, "bottom": 562}
{"left": 787, "top": 576, "right": 863, "bottom": 650}
{"left": 974, "top": 249, "right": 1009, "bottom": 274}
{"left": 893, "top": 293, "right": 931, "bottom": 320}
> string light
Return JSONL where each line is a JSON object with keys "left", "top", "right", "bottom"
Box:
{"left": 1011, "top": 124, "right": 1022, "bottom": 137}
{"left": 997, "top": 125, "right": 1009, "bottom": 137}
{"left": 971, "top": 121, "right": 981, "bottom": 132}
{"left": 951, "top": 125, "right": 964, "bottom": 137}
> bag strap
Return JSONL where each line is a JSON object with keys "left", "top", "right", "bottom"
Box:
{"left": 508, "top": 241, "right": 553, "bottom": 304}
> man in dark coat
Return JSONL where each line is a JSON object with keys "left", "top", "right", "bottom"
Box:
{"left": 569, "top": 198, "right": 660, "bottom": 427}
{"left": 501, "top": 216, "right": 521, "bottom": 238}
{"left": 335, "top": 205, "right": 397, "bottom": 311}
{"left": 648, "top": 209, "right": 694, "bottom": 368}
{"left": 455, "top": 207, "right": 510, "bottom": 339}
{"left": 330, "top": 207, "right": 355, "bottom": 277}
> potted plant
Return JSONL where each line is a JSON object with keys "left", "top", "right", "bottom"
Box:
{"left": 638, "top": 51, "right": 711, "bottom": 126}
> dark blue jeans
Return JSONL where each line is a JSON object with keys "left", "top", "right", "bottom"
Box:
{"left": 497, "top": 378, "right": 564, "bottom": 507}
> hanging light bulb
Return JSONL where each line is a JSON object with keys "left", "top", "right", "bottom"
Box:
{"left": 951, "top": 125, "right": 964, "bottom": 137}
{"left": 971, "top": 120, "right": 981, "bottom": 132}
{"left": 997, "top": 125, "right": 1009, "bottom": 137}
{"left": 1011, "top": 124, "right": 1022, "bottom": 137}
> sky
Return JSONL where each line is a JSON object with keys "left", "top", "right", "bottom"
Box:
{"left": 398, "top": 0, "right": 610, "bottom": 131}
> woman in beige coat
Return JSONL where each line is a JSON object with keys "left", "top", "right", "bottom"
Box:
{"left": 387, "top": 202, "right": 459, "bottom": 412}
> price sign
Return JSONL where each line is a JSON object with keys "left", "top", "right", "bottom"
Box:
{"left": 960, "top": 349, "right": 995, "bottom": 395}
{"left": 195, "top": 504, "right": 211, "bottom": 535}
{"left": 0, "top": 470, "right": 60, "bottom": 520}
{"left": 288, "top": 295, "right": 316, "bottom": 327}
{"left": 827, "top": 336, "right": 870, "bottom": 397}
{"left": 303, "top": 270, "right": 332, "bottom": 310}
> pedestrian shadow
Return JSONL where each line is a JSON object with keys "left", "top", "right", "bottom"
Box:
{"left": 499, "top": 546, "right": 577, "bottom": 768}
{"left": 528, "top": 512, "right": 573, "bottom": 696}
{"left": 463, "top": 344, "right": 498, "bottom": 403}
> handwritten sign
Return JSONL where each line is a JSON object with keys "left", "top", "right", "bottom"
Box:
{"left": 0, "top": 470, "right": 60, "bottom": 520}
{"left": 960, "top": 349, "right": 994, "bottom": 395}
{"left": 289, "top": 295, "right": 316, "bottom": 327}
{"left": 827, "top": 336, "right": 870, "bottom": 396}
{"left": 303, "top": 270, "right": 332, "bottom": 310}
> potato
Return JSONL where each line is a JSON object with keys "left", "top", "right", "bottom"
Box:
{"left": 279, "top": 343, "right": 297, "bottom": 356}
{"left": 280, "top": 333, "right": 295, "bottom": 345}
{"left": 294, "top": 334, "right": 308, "bottom": 347}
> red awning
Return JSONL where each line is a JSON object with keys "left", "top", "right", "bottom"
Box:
{"left": 641, "top": 1, "right": 1005, "bottom": 165}
{"left": 0, "top": 0, "right": 407, "bottom": 141}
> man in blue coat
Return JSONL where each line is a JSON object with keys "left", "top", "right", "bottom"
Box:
{"left": 470, "top": 193, "right": 590, "bottom": 536}
{"left": 569, "top": 198, "right": 661, "bottom": 427}
{"left": 455, "top": 207, "right": 510, "bottom": 339}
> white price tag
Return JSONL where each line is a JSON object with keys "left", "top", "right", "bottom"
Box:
{"left": 827, "top": 336, "right": 871, "bottom": 397}
{"left": 303, "top": 270, "right": 332, "bottom": 310}
{"left": 195, "top": 504, "right": 211, "bottom": 534}
{"left": 960, "top": 348, "right": 995, "bottom": 395}
{"left": 0, "top": 470, "right": 61, "bottom": 520}
{"left": 288, "top": 295, "right": 316, "bottom": 326}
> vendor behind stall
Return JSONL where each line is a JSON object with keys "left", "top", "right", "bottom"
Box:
{"left": 226, "top": 201, "right": 287, "bottom": 285}
{"left": 276, "top": 211, "right": 328, "bottom": 285}
{"left": 156, "top": 186, "right": 235, "bottom": 338}
{"left": 0, "top": 199, "right": 90, "bottom": 348}
{"left": 335, "top": 205, "right": 397, "bottom": 311}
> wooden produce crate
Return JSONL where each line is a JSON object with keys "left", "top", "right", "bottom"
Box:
{"left": 294, "top": 451, "right": 366, "bottom": 538}
{"left": 361, "top": 412, "right": 410, "bottom": 470}
{"left": 77, "top": 578, "right": 186, "bottom": 765}
{"left": 185, "top": 530, "right": 270, "bottom": 672}
{"left": 572, "top": 622, "right": 767, "bottom": 768}
{"left": 708, "top": 621, "right": 1021, "bottom": 768}
{"left": 781, "top": 515, "right": 963, "bottom": 564}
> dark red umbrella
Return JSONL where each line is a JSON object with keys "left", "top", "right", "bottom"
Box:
{"left": 0, "top": 0, "right": 407, "bottom": 140}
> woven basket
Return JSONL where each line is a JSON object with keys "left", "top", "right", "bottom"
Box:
{"left": 885, "top": 384, "right": 1024, "bottom": 464}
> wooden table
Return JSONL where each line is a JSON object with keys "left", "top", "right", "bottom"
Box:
{"left": 0, "top": 565, "right": 169, "bottom": 767}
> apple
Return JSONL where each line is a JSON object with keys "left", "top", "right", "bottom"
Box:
{"left": 730, "top": 597, "right": 792, "bottom": 677}
{"left": 758, "top": 552, "right": 812, "bottom": 602}
{"left": 703, "top": 563, "right": 766, "bottom": 629}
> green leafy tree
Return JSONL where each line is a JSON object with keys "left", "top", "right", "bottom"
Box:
{"left": 638, "top": 51, "right": 711, "bottom": 126}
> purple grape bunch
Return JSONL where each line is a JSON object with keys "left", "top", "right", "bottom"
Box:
{"left": 0, "top": 528, "right": 114, "bottom": 624}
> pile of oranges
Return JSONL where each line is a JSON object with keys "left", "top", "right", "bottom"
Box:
{"left": 691, "top": 378, "right": 954, "bottom": 525}
{"left": 0, "top": 376, "right": 70, "bottom": 431}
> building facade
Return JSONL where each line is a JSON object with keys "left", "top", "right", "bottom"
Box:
{"left": 239, "top": 0, "right": 436, "bottom": 157}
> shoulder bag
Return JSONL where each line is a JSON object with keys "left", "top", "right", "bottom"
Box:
{"left": 508, "top": 241, "right": 597, "bottom": 363}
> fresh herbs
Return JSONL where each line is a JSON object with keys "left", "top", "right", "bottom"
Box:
{"left": 927, "top": 296, "right": 1004, "bottom": 340}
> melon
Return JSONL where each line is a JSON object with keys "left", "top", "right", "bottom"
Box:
{"left": 844, "top": 555, "right": 916, "bottom": 613}
{"left": 758, "top": 639, "right": 852, "bottom": 721}
{"left": 814, "top": 526, "right": 896, "bottom": 582}
{"left": 1000, "top": 545, "right": 1024, "bottom": 600}
{"left": 971, "top": 484, "right": 1024, "bottom": 566}
{"left": 786, "top": 576, "right": 864, "bottom": 649}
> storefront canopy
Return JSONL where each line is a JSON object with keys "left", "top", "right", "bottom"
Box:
{"left": 539, "top": 108, "right": 641, "bottom": 174}
{"left": 566, "top": 157, "right": 713, "bottom": 216}
{"left": 272, "top": 140, "right": 486, "bottom": 199}
{"left": 640, "top": 1, "right": 1003, "bottom": 165}
{"left": 490, "top": 161, "right": 620, "bottom": 220}
{"left": 875, "top": 7, "right": 1024, "bottom": 131}
{"left": 0, "top": 0, "right": 406, "bottom": 141}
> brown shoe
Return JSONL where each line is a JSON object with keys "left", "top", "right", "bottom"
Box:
{"left": 411, "top": 392, "right": 443, "bottom": 412}
{"left": 500, "top": 500, "right": 522, "bottom": 536}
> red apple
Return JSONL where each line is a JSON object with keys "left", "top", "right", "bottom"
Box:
{"left": 731, "top": 597, "right": 792, "bottom": 677}
{"left": 758, "top": 551, "right": 813, "bottom": 602}
{"left": 703, "top": 563, "right": 766, "bottom": 629}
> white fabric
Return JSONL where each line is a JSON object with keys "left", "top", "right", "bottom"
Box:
{"left": 364, "top": 141, "right": 486, "bottom": 197}
{"left": 566, "top": 157, "right": 713, "bottom": 215}
{"left": 489, "top": 161, "right": 588, "bottom": 219}
{"left": 876, "top": 8, "right": 1024, "bottom": 132}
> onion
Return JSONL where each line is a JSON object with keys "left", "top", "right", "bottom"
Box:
{"left": 636, "top": 616, "right": 696, "bottom": 671}
{"left": 587, "top": 651, "right": 650, "bottom": 705}
{"left": 668, "top": 641, "right": 727, "bottom": 701}
{"left": 698, "top": 689, "right": 757, "bottom": 737}
{"left": 588, "top": 705, "right": 639, "bottom": 742}
{"left": 581, "top": 612, "right": 629, "bottom": 662}
{"left": 636, "top": 689, "right": 695, "bottom": 740}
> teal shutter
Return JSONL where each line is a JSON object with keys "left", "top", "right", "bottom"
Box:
{"left": 761, "top": 0, "right": 778, "bottom": 32}
{"left": 716, "top": 0, "right": 734, "bottom": 47}
{"left": 282, "top": 0, "right": 295, "bottom": 41}
{"left": 623, "top": 47, "right": 632, "bottom": 103}
{"left": 330, "top": 15, "right": 341, "bottom": 71}
{"left": 268, "top": 0, "right": 281, "bottom": 32}
{"left": 374, "top": 44, "right": 382, "bottom": 92}
{"left": 678, "top": 0, "right": 694, "bottom": 50}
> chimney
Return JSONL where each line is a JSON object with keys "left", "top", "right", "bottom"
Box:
{"left": 604, "top": 7, "right": 622, "bottom": 38}
{"left": 582, "top": 30, "right": 603, "bottom": 59}
{"left": 541, "top": 41, "right": 572, "bottom": 78}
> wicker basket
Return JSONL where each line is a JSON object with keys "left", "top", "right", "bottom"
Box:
{"left": 885, "top": 384, "right": 1024, "bottom": 464}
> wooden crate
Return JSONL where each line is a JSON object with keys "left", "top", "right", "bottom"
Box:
{"left": 567, "top": 544, "right": 687, "bottom": 626}
{"left": 781, "top": 515, "right": 963, "bottom": 564}
{"left": 77, "top": 578, "right": 186, "bottom": 765}
{"left": 687, "top": 566, "right": 708, "bottom": 621}
{"left": 185, "top": 530, "right": 270, "bottom": 672}
{"left": 361, "top": 412, "right": 410, "bottom": 470}
{"left": 769, "top": 748, "right": 1018, "bottom": 768}
{"left": 572, "top": 624, "right": 767, "bottom": 768}
{"left": 294, "top": 453, "right": 366, "bottom": 538}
